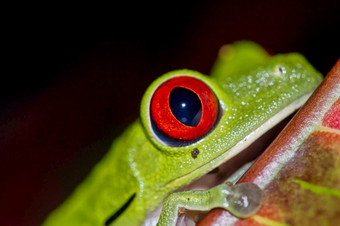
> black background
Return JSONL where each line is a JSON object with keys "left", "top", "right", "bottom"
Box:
{"left": 1, "top": 1, "right": 339, "bottom": 225}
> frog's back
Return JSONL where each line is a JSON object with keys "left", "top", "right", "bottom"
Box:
{"left": 43, "top": 122, "right": 142, "bottom": 226}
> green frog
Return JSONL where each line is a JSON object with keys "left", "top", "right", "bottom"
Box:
{"left": 43, "top": 41, "right": 322, "bottom": 226}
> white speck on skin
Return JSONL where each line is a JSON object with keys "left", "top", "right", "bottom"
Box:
{"left": 242, "top": 195, "right": 249, "bottom": 208}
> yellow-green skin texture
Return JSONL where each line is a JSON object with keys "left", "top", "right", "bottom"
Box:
{"left": 43, "top": 41, "right": 323, "bottom": 226}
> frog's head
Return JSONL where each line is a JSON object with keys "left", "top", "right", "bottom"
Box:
{"left": 139, "top": 53, "right": 322, "bottom": 189}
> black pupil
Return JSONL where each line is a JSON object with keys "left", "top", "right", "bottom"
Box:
{"left": 169, "top": 87, "right": 202, "bottom": 127}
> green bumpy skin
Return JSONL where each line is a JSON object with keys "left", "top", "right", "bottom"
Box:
{"left": 43, "top": 41, "right": 322, "bottom": 226}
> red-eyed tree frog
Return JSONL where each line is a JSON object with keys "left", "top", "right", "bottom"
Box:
{"left": 43, "top": 41, "right": 323, "bottom": 226}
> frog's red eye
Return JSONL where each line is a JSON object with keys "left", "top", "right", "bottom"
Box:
{"left": 150, "top": 76, "right": 218, "bottom": 140}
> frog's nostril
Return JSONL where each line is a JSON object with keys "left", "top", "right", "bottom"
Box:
{"left": 274, "top": 65, "right": 286, "bottom": 76}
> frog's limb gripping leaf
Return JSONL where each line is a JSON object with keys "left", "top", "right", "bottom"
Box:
{"left": 157, "top": 182, "right": 263, "bottom": 226}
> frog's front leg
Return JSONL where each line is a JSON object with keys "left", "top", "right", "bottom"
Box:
{"left": 157, "top": 181, "right": 263, "bottom": 226}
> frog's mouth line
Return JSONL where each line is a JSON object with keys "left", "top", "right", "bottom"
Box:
{"left": 143, "top": 91, "right": 315, "bottom": 225}
{"left": 184, "top": 114, "right": 293, "bottom": 191}
{"left": 171, "top": 91, "right": 315, "bottom": 191}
